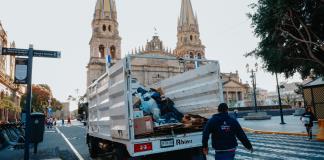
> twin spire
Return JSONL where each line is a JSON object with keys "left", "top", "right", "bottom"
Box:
{"left": 179, "top": 0, "right": 197, "bottom": 26}
{"left": 94, "top": 0, "right": 117, "bottom": 20}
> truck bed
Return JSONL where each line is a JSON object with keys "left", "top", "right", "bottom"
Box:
{"left": 87, "top": 55, "right": 223, "bottom": 146}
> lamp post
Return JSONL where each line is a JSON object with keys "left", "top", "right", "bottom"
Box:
{"left": 178, "top": 57, "right": 186, "bottom": 72}
{"left": 246, "top": 63, "right": 258, "bottom": 112}
{"left": 275, "top": 72, "right": 286, "bottom": 124}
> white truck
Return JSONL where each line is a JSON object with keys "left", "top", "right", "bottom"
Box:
{"left": 86, "top": 55, "right": 223, "bottom": 159}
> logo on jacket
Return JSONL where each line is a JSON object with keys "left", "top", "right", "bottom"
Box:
{"left": 221, "top": 121, "right": 231, "bottom": 132}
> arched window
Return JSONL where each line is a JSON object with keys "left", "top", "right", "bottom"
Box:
{"left": 102, "top": 25, "right": 107, "bottom": 32}
{"left": 190, "top": 35, "right": 193, "bottom": 41}
{"left": 190, "top": 52, "right": 194, "bottom": 59}
{"left": 108, "top": 25, "right": 112, "bottom": 32}
{"left": 110, "top": 45, "right": 116, "bottom": 59}
{"left": 99, "top": 45, "right": 105, "bottom": 58}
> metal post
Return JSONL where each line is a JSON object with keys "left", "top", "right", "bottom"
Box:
{"left": 276, "top": 72, "right": 286, "bottom": 124}
{"left": 24, "top": 44, "right": 34, "bottom": 160}
{"left": 252, "top": 71, "right": 258, "bottom": 112}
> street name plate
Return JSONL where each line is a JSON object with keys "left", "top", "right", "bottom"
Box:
{"left": 34, "top": 50, "right": 61, "bottom": 58}
{"left": 1, "top": 48, "right": 28, "bottom": 56}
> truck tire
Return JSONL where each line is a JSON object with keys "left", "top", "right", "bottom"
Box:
{"left": 112, "top": 145, "right": 132, "bottom": 160}
{"left": 88, "top": 136, "right": 99, "bottom": 158}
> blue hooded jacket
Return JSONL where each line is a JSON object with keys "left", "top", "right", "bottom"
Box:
{"left": 202, "top": 113, "right": 252, "bottom": 151}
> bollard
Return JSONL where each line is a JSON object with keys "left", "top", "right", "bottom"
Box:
{"left": 317, "top": 119, "right": 324, "bottom": 142}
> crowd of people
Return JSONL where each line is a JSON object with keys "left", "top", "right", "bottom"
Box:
{"left": 45, "top": 117, "right": 71, "bottom": 129}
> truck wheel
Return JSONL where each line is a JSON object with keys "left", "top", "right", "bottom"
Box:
{"left": 112, "top": 145, "right": 130, "bottom": 160}
{"left": 88, "top": 137, "right": 99, "bottom": 158}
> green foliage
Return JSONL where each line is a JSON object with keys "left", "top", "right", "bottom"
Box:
{"left": 0, "top": 96, "right": 20, "bottom": 112}
{"left": 20, "top": 84, "right": 62, "bottom": 113}
{"left": 247, "top": 0, "right": 324, "bottom": 78}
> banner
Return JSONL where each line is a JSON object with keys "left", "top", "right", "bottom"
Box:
{"left": 14, "top": 58, "right": 28, "bottom": 84}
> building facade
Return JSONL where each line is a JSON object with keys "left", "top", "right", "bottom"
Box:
{"left": 87, "top": 0, "right": 121, "bottom": 87}
{"left": 86, "top": 0, "right": 252, "bottom": 108}
{"left": 221, "top": 71, "right": 250, "bottom": 107}
{"left": 0, "top": 22, "right": 25, "bottom": 122}
{"left": 131, "top": 35, "right": 181, "bottom": 86}
{"left": 87, "top": 0, "right": 206, "bottom": 89}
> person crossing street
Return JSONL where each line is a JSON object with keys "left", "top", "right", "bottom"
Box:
{"left": 301, "top": 107, "right": 316, "bottom": 141}
{"left": 202, "top": 103, "right": 253, "bottom": 160}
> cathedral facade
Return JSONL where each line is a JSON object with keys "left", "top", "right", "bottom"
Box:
{"left": 87, "top": 0, "right": 205, "bottom": 87}
{"left": 87, "top": 0, "right": 251, "bottom": 105}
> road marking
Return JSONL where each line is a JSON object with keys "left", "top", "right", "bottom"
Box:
{"left": 74, "top": 125, "right": 86, "bottom": 129}
{"left": 55, "top": 127, "right": 84, "bottom": 160}
{"left": 45, "top": 130, "right": 56, "bottom": 133}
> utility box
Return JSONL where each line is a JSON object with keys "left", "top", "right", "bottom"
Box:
{"left": 30, "top": 112, "right": 45, "bottom": 143}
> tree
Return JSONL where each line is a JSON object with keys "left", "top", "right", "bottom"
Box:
{"left": 247, "top": 0, "right": 324, "bottom": 78}
{"left": 20, "top": 84, "right": 62, "bottom": 113}
{"left": 0, "top": 96, "right": 20, "bottom": 121}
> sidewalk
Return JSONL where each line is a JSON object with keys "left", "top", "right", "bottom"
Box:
{"left": 239, "top": 115, "right": 319, "bottom": 136}
{"left": 0, "top": 127, "right": 77, "bottom": 160}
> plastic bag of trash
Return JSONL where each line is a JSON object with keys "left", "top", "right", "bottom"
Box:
{"left": 139, "top": 94, "right": 161, "bottom": 121}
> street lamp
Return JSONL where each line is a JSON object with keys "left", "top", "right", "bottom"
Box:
{"left": 178, "top": 57, "right": 186, "bottom": 72}
{"left": 275, "top": 73, "right": 286, "bottom": 124}
{"left": 246, "top": 63, "right": 258, "bottom": 112}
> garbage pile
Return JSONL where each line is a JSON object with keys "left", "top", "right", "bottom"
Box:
{"left": 133, "top": 87, "right": 207, "bottom": 135}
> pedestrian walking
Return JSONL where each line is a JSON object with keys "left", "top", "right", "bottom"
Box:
{"left": 46, "top": 117, "right": 53, "bottom": 129}
{"left": 61, "top": 118, "right": 64, "bottom": 126}
{"left": 301, "top": 107, "right": 315, "bottom": 140}
{"left": 67, "top": 117, "right": 71, "bottom": 126}
{"left": 53, "top": 118, "right": 56, "bottom": 126}
{"left": 202, "top": 103, "right": 253, "bottom": 160}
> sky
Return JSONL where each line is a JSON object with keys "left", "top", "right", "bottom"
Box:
{"left": 0, "top": 0, "right": 301, "bottom": 111}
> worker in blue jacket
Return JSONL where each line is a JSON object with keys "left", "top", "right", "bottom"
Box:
{"left": 202, "top": 103, "right": 253, "bottom": 160}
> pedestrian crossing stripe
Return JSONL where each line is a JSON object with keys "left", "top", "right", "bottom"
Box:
{"left": 207, "top": 134, "right": 324, "bottom": 160}
{"left": 249, "top": 138, "right": 324, "bottom": 150}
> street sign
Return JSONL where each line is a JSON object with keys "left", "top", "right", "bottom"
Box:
{"left": 0, "top": 44, "right": 61, "bottom": 160}
{"left": 1, "top": 47, "right": 29, "bottom": 56}
{"left": 34, "top": 50, "right": 61, "bottom": 58}
{"left": 15, "top": 58, "right": 28, "bottom": 84}
{"left": 0, "top": 46, "right": 60, "bottom": 58}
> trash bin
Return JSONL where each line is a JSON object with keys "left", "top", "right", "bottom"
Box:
{"left": 30, "top": 112, "right": 45, "bottom": 143}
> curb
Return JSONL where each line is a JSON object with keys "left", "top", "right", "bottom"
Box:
{"left": 242, "top": 127, "right": 315, "bottom": 137}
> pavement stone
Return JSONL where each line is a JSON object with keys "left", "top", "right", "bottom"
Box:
{"left": 238, "top": 115, "right": 319, "bottom": 135}
{"left": 0, "top": 127, "right": 77, "bottom": 160}
{"left": 207, "top": 133, "right": 324, "bottom": 160}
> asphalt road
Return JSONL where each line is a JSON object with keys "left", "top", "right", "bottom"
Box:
{"left": 56, "top": 122, "right": 324, "bottom": 160}
{"left": 1, "top": 121, "right": 324, "bottom": 160}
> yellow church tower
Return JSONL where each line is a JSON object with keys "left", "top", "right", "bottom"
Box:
{"left": 174, "top": 0, "right": 205, "bottom": 60}
{"left": 87, "top": 0, "right": 121, "bottom": 87}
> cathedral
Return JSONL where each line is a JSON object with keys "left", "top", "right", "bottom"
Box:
{"left": 86, "top": 0, "right": 252, "bottom": 106}
{"left": 86, "top": 0, "right": 205, "bottom": 87}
